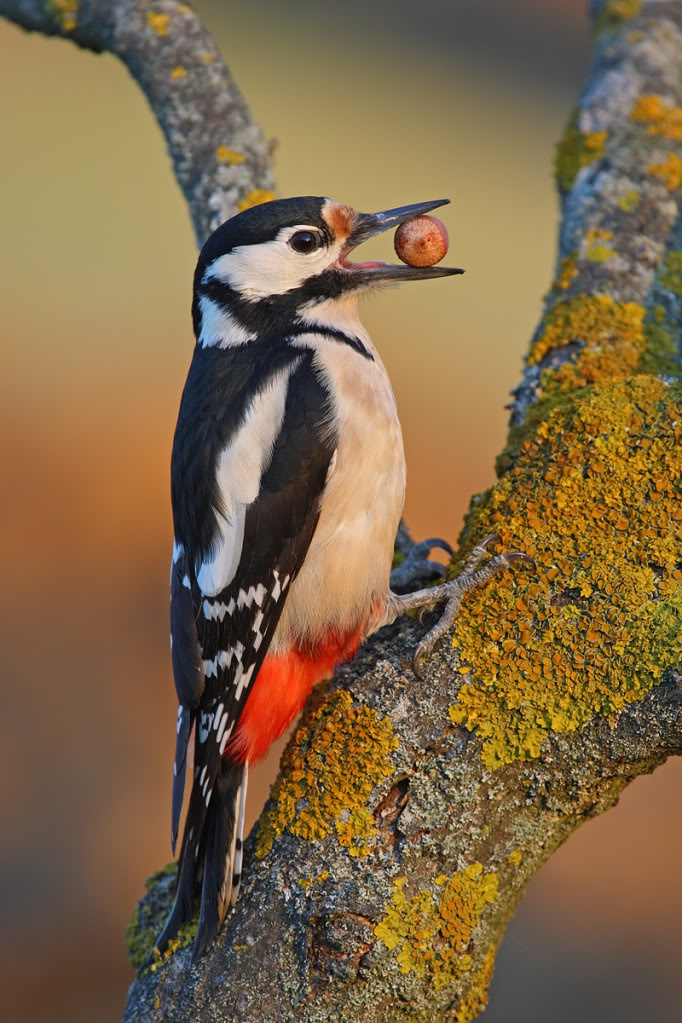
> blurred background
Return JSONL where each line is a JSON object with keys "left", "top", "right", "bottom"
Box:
{"left": 0, "top": 1, "right": 680, "bottom": 1020}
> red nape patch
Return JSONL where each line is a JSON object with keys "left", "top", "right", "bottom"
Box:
{"left": 321, "top": 199, "right": 356, "bottom": 243}
{"left": 228, "top": 627, "right": 365, "bottom": 765}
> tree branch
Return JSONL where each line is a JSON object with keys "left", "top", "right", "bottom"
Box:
{"left": 4, "top": 1, "right": 681, "bottom": 1020}
{"left": 0, "top": 0, "right": 275, "bottom": 243}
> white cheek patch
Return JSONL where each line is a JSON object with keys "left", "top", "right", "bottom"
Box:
{"left": 196, "top": 365, "right": 296, "bottom": 597}
{"left": 204, "top": 227, "right": 344, "bottom": 301}
{"left": 197, "top": 295, "right": 256, "bottom": 348}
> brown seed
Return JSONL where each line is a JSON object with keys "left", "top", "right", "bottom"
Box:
{"left": 394, "top": 215, "right": 449, "bottom": 267}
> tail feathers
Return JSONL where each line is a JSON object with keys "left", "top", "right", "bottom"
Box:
{"left": 150, "top": 757, "right": 218, "bottom": 962}
{"left": 171, "top": 705, "right": 193, "bottom": 853}
{"left": 146, "top": 828, "right": 197, "bottom": 964}
{"left": 230, "top": 762, "right": 248, "bottom": 906}
{"left": 192, "top": 759, "right": 244, "bottom": 962}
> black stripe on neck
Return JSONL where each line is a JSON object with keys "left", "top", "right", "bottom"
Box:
{"left": 287, "top": 324, "right": 374, "bottom": 361}
{"left": 196, "top": 280, "right": 374, "bottom": 361}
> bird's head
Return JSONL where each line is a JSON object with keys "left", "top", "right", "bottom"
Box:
{"left": 192, "top": 196, "right": 463, "bottom": 346}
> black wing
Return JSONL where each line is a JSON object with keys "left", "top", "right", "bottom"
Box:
{"left": 159, "top": 344, "right": 336, "bottom": 957}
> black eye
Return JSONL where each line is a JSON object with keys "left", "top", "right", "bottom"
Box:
{"left": 289, "top": 230, "right": 319, "bottom": 254}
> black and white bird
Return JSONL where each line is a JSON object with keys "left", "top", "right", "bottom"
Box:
{"left": 156, "top": 195, "right": 528, "bottom": 961}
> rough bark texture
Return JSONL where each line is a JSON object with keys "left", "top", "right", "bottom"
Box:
{"left": 3, "top": 1, "right": 682, "bottom": 1021}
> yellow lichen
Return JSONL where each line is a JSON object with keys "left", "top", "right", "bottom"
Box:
{"left": 216, "top": 145, "right": 245, "bottom": 165}
{"left": 47, "top": 0, "right": 77, "bottom": 31}
{"left": 586, "top": 244, "right": 616, "bottom": 262}
{"left": 594, "top": 0, "right": 641, "bottom": 32}
{"left": 554, "top": 255, "right": 578, "bottom": 291}
{"left": 661, "top": 251, "right": 682, "bottom": 296}
{"left": 256, "top": 689, "right": 398, "bottom": 858}
{"left": 631, "top": 95, "right": 682, "bottom": 141}
{"left": 507, "top": 850, "right": 523, "bottom": 867}
{"left": 449, "top": 375, "right": 682, "bottom": 769}
{"left": 618, "top": 189, "right": 640, "bottom": 212}
{"left": 299, "top": 869, "right": 329, "bottom": 891}
{"left": 201, "top": 51, "right": 215, "bottom": 62}
{"left": 238, "top": 188, "right": 277, "bottom": 211}
{"left": 529, "top": 294, "right": 645, "bottom": 392}
{"left": 147, "top": 920, "right": 197, "bottom": 975}
{"left": 454, "top": 944, "right": 496, "bottom": 1023}
{"left": 554, "top": 110, "right": 608, "bottom": 194}
{"left": 170, "top": 66, "right": 187, "bottom": 81}
{"left": 648, "top": 153, "right": 682, "bottom": 191}
{"left": 374, "top": 865, "right": 498, "bottom": 990}
{"left": 146, "top": 11, "right": 170, "bottom": 36}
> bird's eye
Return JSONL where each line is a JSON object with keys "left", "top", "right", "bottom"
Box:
{"left": 289, "top": 231, "right": 319, "bottom": 254}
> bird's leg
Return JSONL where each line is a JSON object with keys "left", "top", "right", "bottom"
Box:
{"left": 374, "top": 534, "right": 534, "bottom": 677}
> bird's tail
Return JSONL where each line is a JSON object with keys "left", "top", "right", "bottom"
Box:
{"left": 151, "top": 758, "right": 247, "bottom": 964}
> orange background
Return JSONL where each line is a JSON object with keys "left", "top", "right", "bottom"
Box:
{"left": 0, "top": 2, "right": 679, "bottom": 1020}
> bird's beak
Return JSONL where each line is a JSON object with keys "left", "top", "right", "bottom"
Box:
{"left": 339, "top": 199, "right": 464, "bottom": 283}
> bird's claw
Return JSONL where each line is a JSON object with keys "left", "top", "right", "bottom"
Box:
{"left": 410, "top": 534, "right": 534, "bottom": 677}
{"left": 412, "top": 642, "right": 427, "bottom": 680}
{"left": 506, "top": 552, "right": 536, "bottom": 569}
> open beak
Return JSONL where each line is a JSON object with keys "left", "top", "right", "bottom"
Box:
{"left": 339, "top": 199, "right": 464, "bottom": 283}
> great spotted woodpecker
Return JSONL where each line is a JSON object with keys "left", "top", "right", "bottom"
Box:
{"left": 156, "top": 196, "right": 529, "bottom": 961}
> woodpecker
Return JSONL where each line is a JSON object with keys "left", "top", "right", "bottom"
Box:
{"left": 155, "top": 196, "right": 529, "bottom": 961}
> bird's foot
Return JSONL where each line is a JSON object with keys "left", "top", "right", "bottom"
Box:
{"left": 379, "top": 534, "right": 534, "bottom": 677}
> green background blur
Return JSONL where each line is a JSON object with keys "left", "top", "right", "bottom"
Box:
{"left": 0, "top": 2, "right": 680, "bottom": 1020}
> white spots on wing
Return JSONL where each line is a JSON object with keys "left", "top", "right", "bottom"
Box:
{"left": 182, "top": 574, "right": 191, "bottom": 589}
{"left": 197, "top": 294, "right": 257, "bottom": 348}
{"left": 202, "top": 596, "right": 236, "bottom": 621}
{"left": 252, "top": 610, "right": 265, "bottom": 652}
{"left": 272, "top": 570, "right": 281, "bottom": 603}
{"left": 219, "top": 721, "right": 234, "bottom": 755}
{"left": 237, "top": 583, "right": 267, "bottom": 610}
{"left": 271, "top": 569, "right": 292, "bottom": 604}
{"left": 176, "top": 706, "right": 184, "bottom": 734}
{"left": 197, "top": 367, "right": 294, "bottom": 597}
{"left": 214, "top": 704, "right": 228, "bottom": 746}
{"left": 235, "top": 663, "right": 255, "bottom": 702}
{"left": 199, "top": 711, "right": 214, "bottom": 742}
{"left": 232, "top": 662, "right": 243, "bottom": 692}
{"left": 172, "top": 540, "right": 184, "bottom": 564}
{"left": 202, "top": 642, "right": 244, "bottom": 680}
{"left": 204, "top": 225, "right": 344, "bottom": 301}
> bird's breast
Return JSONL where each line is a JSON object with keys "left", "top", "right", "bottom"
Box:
{"left": 272, "top": 333, "right": 406, "bottom": 652}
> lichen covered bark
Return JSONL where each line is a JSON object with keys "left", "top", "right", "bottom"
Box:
{"left": 120, "top": 1, "right": 682, "bottom": 1019}
{"left": 2, "top": 0, "right": 680, "bottom": 1020}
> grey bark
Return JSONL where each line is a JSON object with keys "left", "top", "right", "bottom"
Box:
{"left": 2, "top": 1, "right": 681, "bottom": 1021}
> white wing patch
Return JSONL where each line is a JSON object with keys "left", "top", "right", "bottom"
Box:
{"left": 197, "top": 367, "right": 296, "bottom": 597}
